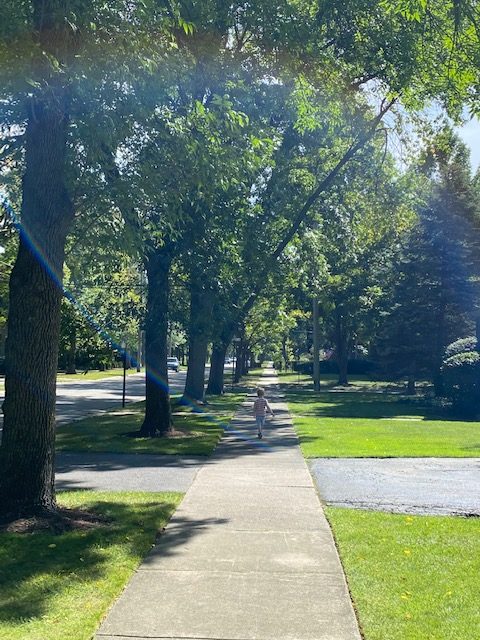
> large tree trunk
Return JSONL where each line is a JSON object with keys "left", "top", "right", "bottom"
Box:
{"left": 234, "top": 343, "right": 243, "bottom": 383}
{"left": 140, "top": 247, "right": 173, "bottom": 437}
{"left": 206, "top": 315, "right": 237, "bottom": 395}
{"left": 245, "top": 349, "right": 251, "bottom": 374}
{"left": 182, "top": 286, "right": 213, "bottom": 404}
{"left": 183, "top": 336, "right": 209, "bottom": 403}
{"left": 432, "top": 281, "right": 446, "bottom": 396}
{"left": 281, "top": 338, "right": 289, "bottom": 371}
{"left": 206, "top": 343, "right": 227, "bottom": 395}
{"left": 0, "top": 81, "right": 73, "bottom": 518}
{"left": 241, "top": 343, "right": 249, "bottom": 376}
{"left": 406, "top": 359, "right": 417, "bottom": 395}
{"left": 65, "top": 328, "right": 77, "bottom": 374}
{"left": 407, "top": 374, "right": 417, "bottom": 395}
{"left": 334, "top": 309, "right": 349, "bottom": 386}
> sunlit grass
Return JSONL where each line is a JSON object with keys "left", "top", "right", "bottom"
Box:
{"left": 277, "top": 371, "right": 430, "bottom": 392}
{"left": 0, "top": 491, "right": 182, "bottom": 640}
{"left": 56, "top": 393, "right": 245, "bottom": 455}
{"left": 284, "top": 386, "right": 480, "bottom": 457}
{"left": 326, "top": 508, "right": 480, "bottom": 640}
{"left": 56, "top": 368, "right": 143, "bottom": 382}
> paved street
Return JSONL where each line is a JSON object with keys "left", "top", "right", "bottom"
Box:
{"left": 2, "top": 365, "right": 226, "bottom": 492}
{"left": 54, "top": 370, "right": 180, "bottom": 424}
{"left": 0, "top": 366, "right": 220, "bottom": 427}
{"left": 56, "top": 452, "right": 204, "bottom": 493}
{"left": 0, "top": 371, "right": 153, "bottom": 435}
{"left": 310, "top": 457, "right": 480, "bottom": 516}
{"left": 4, "top": 367, "right": 479, "bottom": 515}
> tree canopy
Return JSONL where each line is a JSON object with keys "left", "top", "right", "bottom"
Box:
{"left": 2, "top": 0, "right": 480, "bottom": 519}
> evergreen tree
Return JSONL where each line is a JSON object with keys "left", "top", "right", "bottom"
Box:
{"left": 377, "top": 131, "right": 479, "bottom": 392}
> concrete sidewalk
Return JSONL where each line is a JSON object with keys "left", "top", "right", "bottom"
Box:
{"left": 96, "top": 369, "right": 361, "bottom": 640}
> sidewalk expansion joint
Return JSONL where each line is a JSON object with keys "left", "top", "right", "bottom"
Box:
{"left": 98, "top": 635, "right": 278, "bottom": 640}
{"left": 136, "top": 568, "right": 342, "bottom": 576}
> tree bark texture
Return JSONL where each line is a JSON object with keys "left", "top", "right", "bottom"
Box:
{"left": 65, "top": 328, "right": 77, "bottom": 374}
{"left": 433, "top": 265, "right": 447, "bottom": 396}
{"left": 0, "top": 88, "right": 73, "bottom": 517}
{"left": 407, "top": 374, "right": 417, "bottom": 395}
{"left": 407, "top": 358, "right": 417, "bottom": 395}
{"left": 206, "top": 318, "right": 237, "bottom": 395}
{"left": 140, "top": 247, "right": 173, "bottom": 437}
{"left": 241, "top": 344, "right": 248, "bottom": 376}
{"left": 183, "top": 286, "right": 213, "bottom": 403}
{"left": 207, "top": 343, "right": 227, "bottom": 394}
{"left": 334, "top": 309, "right": 349, "bottom": 386}
{"left": 234, "top": 342, "right": 248, "bottom": 381}
{"left": 234, "top": 344, "right": 243, "bottom": 383}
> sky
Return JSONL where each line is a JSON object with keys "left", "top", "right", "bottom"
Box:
{"left": 457, "top": 116, "right": 480, "bottom": 172}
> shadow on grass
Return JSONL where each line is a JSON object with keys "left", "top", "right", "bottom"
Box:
{"left": 461, "top": 444, "right": 480, "bottom": 451}
{"left": 55, "top": 405, "right": 321, "bottom": 474}
{"left": 55, "top": 393, "right": 246, "bottom": 457}
{"left": 281, "top": 387, "right": 442, "bottom": 419}
{"left": 0, "top": 495, "right": 217, "bottom": 627}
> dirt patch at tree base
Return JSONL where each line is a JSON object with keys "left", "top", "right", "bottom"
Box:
{"left": 1, "top": 507, "right": 109, "bottom": 534}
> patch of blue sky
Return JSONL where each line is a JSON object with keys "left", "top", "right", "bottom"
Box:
{"left": 457, "top": 116, "right": 480, "bottom": 171}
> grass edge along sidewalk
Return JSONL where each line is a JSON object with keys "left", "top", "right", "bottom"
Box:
{"left": 93, "top": 366, "right": 362, "bottom": 640}
{"left": 326, "top": 507, "right": 480, "bottom": 640}
{"left": 0, "top": 491, "right": 182, "bottom": 640}
{"left": 56, "top": 391, "right": 248, "bottom": 456}
{"left": 55, "top": 367, "right": 264, "bottom": 456}
{"left": 280, "top": 373, "right": 480, "bottom": 638}
{"left": 279, "top": 373, "right": 480, "bottom": 458}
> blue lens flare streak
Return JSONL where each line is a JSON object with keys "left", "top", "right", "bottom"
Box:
{"left": 2, "top": 194, "right": 266, "bottom": 443}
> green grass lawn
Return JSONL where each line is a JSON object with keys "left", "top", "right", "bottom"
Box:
{"left": 56, "top": 368, "right": 143, "bottom": 382}
{"left": 277, "top": 370, "right": 430, "bottom": 392}
{"left": 326, "top": 508, "right": 480, "bottom": 640}
{"left": 276, "top": 370, "right": 313, "bottom": 385}
{"left": 56, "top": 393, "right": 244, "bottom": 455}
{"left": 284, "top": 386, "right": 480, "bottom": 457}
{"left": 245, "top": 367, "right": 265, "bottom": 378}
{"left": 0, "top": 491, "right": 182, "bottom": 640}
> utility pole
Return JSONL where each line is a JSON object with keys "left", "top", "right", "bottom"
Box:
{"left": 121, "top": 339, "right": 127, "bottom": 407}
{"left": 136, "top": 328, "right": 142, "bottom": 372}
{"left": 312, "top": 298, "right": 320, "bottom": 392}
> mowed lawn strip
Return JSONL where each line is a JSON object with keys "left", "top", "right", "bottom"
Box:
{"left": 284, "top": 387, "right": 480, "bottom": 457}
{"left": 56, "top": 393, "right": 245, "bottom": 455}
{"left": 326, "top": 507, "right": 480, "bottom": 640}
{"left": 0, "top": 491, "right": 182, "bottom": 640}
{"left": 56, "top": 368, "right": 143, "bottom": 382}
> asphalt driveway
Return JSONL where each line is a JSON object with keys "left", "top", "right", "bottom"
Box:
{"left": 309, "top": 457, "right": 480, "bottom": 516}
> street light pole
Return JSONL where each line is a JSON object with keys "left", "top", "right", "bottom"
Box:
{"left": 313, "top": 298, "right": 320, "bottom": 392}
{"left": 136, "top": 327, "right": 142, "bottom": 372}
{"left": 121, "top": 340, "right": 127, "bottom": 407}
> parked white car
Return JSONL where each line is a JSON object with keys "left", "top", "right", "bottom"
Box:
{"left": 167, "top": 357, "right": 179, "bottom": 372}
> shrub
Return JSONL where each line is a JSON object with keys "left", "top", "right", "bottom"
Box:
{"left": 444, "top": 336, "right": 478, "bottom": 359}
{"left": 442, "top": 342, "right": 480, "bottom": 417}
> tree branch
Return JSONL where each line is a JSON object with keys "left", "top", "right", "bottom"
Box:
{"left": 239, "top": 97, "right": 398, "bottom": 319}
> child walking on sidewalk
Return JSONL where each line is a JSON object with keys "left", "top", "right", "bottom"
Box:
{"left": 253, "top": 387, "right": 274, "bottom": 439}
